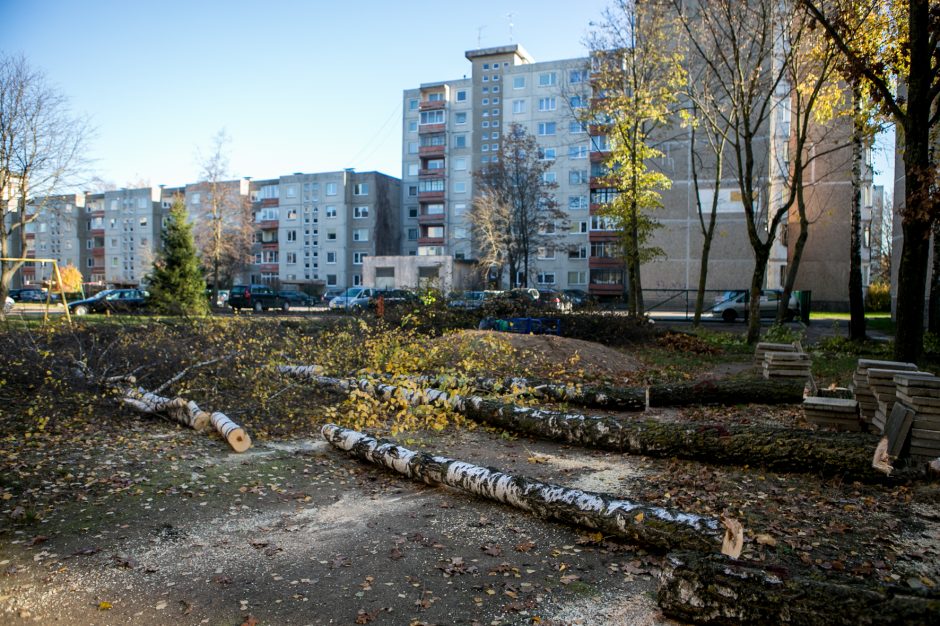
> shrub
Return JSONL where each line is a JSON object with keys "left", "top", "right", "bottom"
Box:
{"left": 866, "top": 281, "right": 891, "bottom": 312}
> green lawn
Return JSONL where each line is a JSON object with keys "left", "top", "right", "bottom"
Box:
{"left": 809, "top": 311, "right": 894, "bottom": 333}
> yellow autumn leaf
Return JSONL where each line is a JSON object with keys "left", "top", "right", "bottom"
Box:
{"left": 634, "top": 512, "right": 644, "bottom": 523}
{"left": 98, "top": 601, "right": 112, "bottom": 610}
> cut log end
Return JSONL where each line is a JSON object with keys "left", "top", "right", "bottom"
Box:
{"left": 191, "top": 412, "right": 211, "bottom": 431}
{"left": 721, "top": 517, "right": 744, "bottom": 559}
{"left": 872, "top": 436, "right": 894, "bottom": 476}
{"left": 227, "top": 428, "right": 252, "bottom": 453}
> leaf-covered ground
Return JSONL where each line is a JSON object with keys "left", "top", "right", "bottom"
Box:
{"left": 0, "top": 317, "right": 937, "bottom": 624}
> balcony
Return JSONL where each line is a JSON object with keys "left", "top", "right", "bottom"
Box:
{"left": 261, "top": 240, "right": 279, "bottom": 250}
{"left": 418, "top": 168, "right": 445, "bottom": 178}
{"left": 257, "top": 220, "right": 279, "bottom": 230}
{"left": 418, "top": 236, "right": 445, "bottom": 246}
{"left": 590, "top": 150, "right": 610, "bottom": 162}
{"left": 419, "top": 144, "right": 446, "bottom": 158}
{"left": 261, "top": 198, "right": 279, "bottom": 207}
{"left": 259, "top": 263, "right": 279, "bottom": 273}
{"left": 419, "top": 100, "right": 446, "bottom": 111}
{"left": 418, "top": 190, "right": 445, "bottom": 202}
{"left": 419, "top": 123, "right": 446, "bottom": 135}
{"left": 589, "top": 230, "right": 619, "bottom": 243}
{"left": 24, "top": 233, "right": 35, "bottom": 240}
{"left": 90, "top": 228, "right": 105, "bottom": 236}
{"left": 418, "top": 212, "right": 446, "bottom": 225}
{"left": 91, "top": 210, "right": 105, "bottom": 218}
{"left": 589, "top": 256, "right": 621, "bottom": 268}
{"left": 588, "top": 283, "right": 624, "bottom": 296}
{"left": 91, "top": 248, "right": 105, "bottom": 257}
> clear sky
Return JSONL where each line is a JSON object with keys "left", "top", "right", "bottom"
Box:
{"left": 2, "top": 0, "right": 612, "bottom": 188}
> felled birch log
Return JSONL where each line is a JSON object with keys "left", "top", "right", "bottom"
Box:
{"left": 657, "top": 551, "right": 940, "bottom": 625}
{"left": 210, "top": 412, "right": 252, "bottom": 452}
{"left": 647, "top": 377, "right": 805, "bottom": 407}
{"left": 322, "top": 424, "right": 742, "bottom": 557}
{"left": 121, "top": 387, "right": 211, "bottom": 430}
{"left": 289, "top": 374, "right": 882, "bottom": 480}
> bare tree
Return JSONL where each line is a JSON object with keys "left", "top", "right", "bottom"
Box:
{"left": 192, "top": 130, "right": 253, "bottom": 305}
{"left": 0, "top": 54, "right": 90, "bottom": 309}
{"left": 469, "top": 123, "right": 562, "bottom": 288}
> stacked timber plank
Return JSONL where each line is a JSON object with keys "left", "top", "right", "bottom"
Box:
{"left": 852, "top": 359, "right": 917, "bottom": 427}
{"left": 802, "top": 396, "right": 861, "bottom": 431}
{"left": 762, "top": 351, "right": 812, "bottom": 381}
{"left": 894, "top": 372, "right": 940, "bottom": 460}
{"left": 754, "top": 342, "right": 799, "bottom": 366}
{"left": 869, "top": 367, "right": 921, "bottom": 432}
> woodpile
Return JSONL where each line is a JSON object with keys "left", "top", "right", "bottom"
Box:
{"left": 852, "top": 359, "right": 917, "bottom": 426}
{"left": 762, "top": 351, "right": 812, "bottom": 381}
{"left": 895, "top": 372, "right": 940, "bottom": 460}
{"left": 868, "top": 368, "right": 916, "bottom": 433}
{"left": 802, "top": 397, "right": 861, "bottom": 431}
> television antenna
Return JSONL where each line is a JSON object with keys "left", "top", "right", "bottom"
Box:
{"left": 506, "top": 12, "right": 515, "bottom": 41}
{"left": 476, "top": 25, "right": 486, "bottom": 47}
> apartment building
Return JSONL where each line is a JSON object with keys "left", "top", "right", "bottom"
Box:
{"left": 245, "top": 170, "right": 400, "bottom": 290}
{"left": 399, "top": 43, "right": 871, "bottom": 308}
{"left": 21, "top": 193, "right": 85, "bottom": 286}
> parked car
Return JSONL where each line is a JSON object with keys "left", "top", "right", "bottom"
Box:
{"left": 10, "top": 287, "right": 57, "bottom": 303}
{"left": 229, "top": 284, "right": 289, "bottom": 312}
{"left": 536, "top": 289, "right": 573, "bottom": 312}
{"left": 321, "top": 288, "right": 344, "bottom": 304}
{"left": 278, "top": 290, "right": 316, "bottom": 307}
{"left": 710, "top": 289, "right": 799, "bottom": 322}
{"left": 563, "top": 289, "right": 593, "bottom": 308}
{"left": 3, "top": 296, "right": 13, "bottom": 314}
{"left": 373, "top": 289, "right": 418, "bottom": 306}
{"left": 67, "top": 288, "right": 149, "bottom": 316}
{"left": 328, "top": 287, "right": 376, "bottom": 311}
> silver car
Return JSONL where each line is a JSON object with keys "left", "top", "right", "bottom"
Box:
{"left": 710, "top": 289, "right": 799, "bottom": 322}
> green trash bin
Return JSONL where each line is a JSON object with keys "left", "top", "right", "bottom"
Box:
{"left": 795, "top": 290, "right": 812, "bottom": 324}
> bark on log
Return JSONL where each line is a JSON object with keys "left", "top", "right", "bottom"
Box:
{"left": 121, "top": 387, "right": 211, "bottom": 431}
{"left": 322, "top": 424, "right": 742, "bottom": 557}
{"left": 210, "top": 412, "right": 252, "bottom": 452}
{"left": 647, "top": 377, "right": 805, "bottom": 407}
{"left": 287, "top": 374, "right": 884, "bottom": 480}
{"left": 657, "top": 551, "right": 940, "bottom": 625}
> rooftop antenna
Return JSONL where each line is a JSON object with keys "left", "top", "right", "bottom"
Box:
{"left": 506, "top": 12, "right": 515, "bottom": 42}
{"left": 476, "top": 25, "right": 486, "bottom": 47}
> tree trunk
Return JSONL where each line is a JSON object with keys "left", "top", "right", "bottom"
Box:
{"left": 747, "top": 249, "right": 770, "bottom": 344}
{"left": 647, "top": 377, "right": 804, "bottom": 407}
{"left": 293, "top": 374, "right": 882, "bottom": 480}
{"left": 322, "top": 424, "right": 742, "bottom": 557}
{"left": 210, "top": 412, "right": 252, "bottom": 453}
{"left": 848, "top": 81, "right": 868, "bottom": 340}
{"left": 120, "top": 387, "right": 211, "bottom": 431}
{"left": 657, "top": 551, "right": 940, "bottom": 625}
{"left": 895, "top": 218, "right": 931, "bottom": 363}
{"left": 928, "top": 223, "right": 940, "bottom": 334}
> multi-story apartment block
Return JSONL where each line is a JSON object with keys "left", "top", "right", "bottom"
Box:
{"left": 21, "top": 193, "right": 85, "bottom": 286}
{"left": 98, "top": 187, "right": 164, "bottom": 286}
{"left": 401, "top": 43, "right": 869, "bottom": 308}
{"left": 244, "top": 170, "right": 400, "bottom": 290}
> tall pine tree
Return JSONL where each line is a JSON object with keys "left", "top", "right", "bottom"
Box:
{"left": 147, "top": 197, "right": 208, "bottom": 316}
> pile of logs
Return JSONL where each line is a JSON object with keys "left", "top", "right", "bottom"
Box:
{"left": 802, "top": 396, "right": 861, "bottom": 431}
{"left": 895, "top": 372, "right": 940, "bottom": 460}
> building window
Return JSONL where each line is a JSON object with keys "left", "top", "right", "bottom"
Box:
{"left": 419, "top": 179, "right": 445, "bottom": 193}
{"left": 327, "top": 274, "right": 337, "bottom": 286}
{"left": 327, "top": 230, "right": 337, "bottom": 241}
{"left": 326, "top": 206, "right": 337, "bottom": 218}
{"left": 513, "top": 76, "right": 525, "bottom": 89}
{"left": 353, "top": 228, "right": 368, "bottom": 242}
{"left": 569, "top": 145, "right": 589, "bottom": 159}
{"left": 542, "top": 172, "right": 556, "bottom": 184}
{"left": 420, "top": 110, "right": 445, "bottom": 125}
{"left": 354, "top": 206, "right": 369, "bottom": 219}
{"left": 408, "top": 120, "right": 418, "bottom": 132}
{"left": 287, "top": 230, "right": 297, "bottom": 242}
{"left": 569, "top": 69, "right": 588, "bottom": 84}
{"left": 568, "top": 270, "right": 587, "bottom": 285}
{"left": 454, "top": 134, "right": 467, "bottom": 148}
{"left": 569, "top": 170, "right": 588, "bottom": 185}
{"left": 537, "top": 272, "right": 556, "bottom": 285}
{"left": 569, "top": 245, "right": 587, "bottom": 259}
{"left": 537, "top": 246, "right": 555, "bottom": 260}
{"left": 512, "top": 99, "right": 526, "bottom": 114}
{"left": 454, "top": 182, "right": 467, "bottom": 193}
{"left": 353, "top": 274, "right": 362, "bottom": 286}
{"left": 455, "top": 112, "right": 467, "bottom": 124}
{"left": 327, "top": 251, "right": 336, "bottom": 263}
{"left": 537, "top": 122, "right": 556, "bottom": 136}
{"left": 408, "top": 163, "right": 420, "bottom": 176}
{"left": 408, "top": 142, "right": 419, "bottom": 154}
{"left": 454, "top": 203, "right": 466, "bottom": 214}
{"left": 325, "top": 182, "right": 337, "bottom": 196}
{"left": 539, "top": 147, "right": 556, "bottom": 161}
{"left": 407, "top": 228, "right": 418, "bottom": 240}
{"left": 408, "top": 185, "right": 418, "bottom": 196}
{"left": 408, "top": 206, "right": 418, "bottom": 218}
{"left": 286, "top": 252, "right": 297, "bottom": 264}
{"left": 353, "top": 252, "right": 367, "bottom": 265}
{"left": 456, "top": 90, "right": 467, "bottom": 102}
{"left": 569, "top": 195, "right": 588, "bottom": 210}
{"left": 482, "top": 98, "right": 489, "bottom": 105}
{"left": 570, "top": 121, "right": 587, "bottom": 134}
{"left": 570, "top": 95, "right": 586, "bottom": 109}
{"left": 538, "top": 72, "right": 557, "bottom": 87}
{"left": 353, "top": 183, "right": 369, "bottom": 196}
{"left": 538, "top": 97, "right": 556, "bottom": 111}
{"left": 454, "top": 157, "right": 467, "bottom": 170}
{"left": 428, "top": 92, "right": 444, "bottom": 102}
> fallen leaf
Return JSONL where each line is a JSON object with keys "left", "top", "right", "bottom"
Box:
{"left": 481, "top": 543, "right": 502, "bottom": 557}
{"left": 515, "top": 541, "right": 536, "bottom": 552}
{"left": 97, "top": 601, "right": 112, "bottom": 611}
{"left": 755, "top": 533, "right": 777, "bottom": 547}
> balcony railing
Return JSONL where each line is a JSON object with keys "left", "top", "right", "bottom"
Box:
{"left": 417, "top": 190, "right": 445, "bottom": 202}
{"left": 418, "top": 212, "right": 446, "bottom": 225}
{"left": 419, "top": 123, "right": 446, "bottom": 135}
{"left": 419, "top": 144, "right": 446, "bottom": 157}
{"left": 419, "top": 100, "right": 446, "bottom": 111}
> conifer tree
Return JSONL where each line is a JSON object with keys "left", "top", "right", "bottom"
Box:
{"left": 147, "top": 197, "right": 208, "bottom": 316}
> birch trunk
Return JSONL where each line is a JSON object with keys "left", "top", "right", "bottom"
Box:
{"left": 120, "top": 387, "right": 211, "bottom": 431}
{"left": 658, "top": 551, "right": 940, "bottom": 625}
{"left": 322, "top": 424, "right": 742, "bottom": 557}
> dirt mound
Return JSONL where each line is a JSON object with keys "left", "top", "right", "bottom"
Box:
{"left": 448, "top": 329, "right": 640, "bottom": 382}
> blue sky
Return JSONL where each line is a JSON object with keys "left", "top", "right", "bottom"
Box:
{"left": 3, "top": 0, "right": 611, "bottom": 187}
{"left": 3, "top": 0, "right": 894, "bottom": 193}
